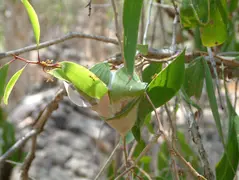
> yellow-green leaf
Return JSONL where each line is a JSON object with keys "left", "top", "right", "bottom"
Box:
{"left": 21, "top": 0, "right": 40, "bottom": 45}
{"left": 0, "top": 63, "right": 9, "bottom": 102}
{"left": 49, "top": 61, "right": 108, "bottom": 100}
{"left": 3, "top": 66, "right": 26, "bottom": 105}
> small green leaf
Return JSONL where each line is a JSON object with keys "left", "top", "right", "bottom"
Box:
{"left": 109, "top": 67, "right": 146, "bottom": 102}
{"left": 49, "top": 61, "right": 108, "bottom": 100}
{"left": 90, "top": 62, "right": 111, "bottom": 86}
{"left": 183, "top": 57, "right": 204, "bottom": 99}
{"left": 3, "top": 66, "right": 26, "bottom": 105}
{"left": 202, "top": 59, "right": 225, "bottom": 145}
{"left": 138, "top": 51, "right": 185, "bottom": 125}
{"left": 137, "top": 44, "right": 148, "bottom": 55}
{"left": 0, "top": 63, "right": 9, "bottom": 101}
{"left": 123, "top": 0, "right": 143, "bottom": 76}
{"left": 21, "top": 0, "right": 40, "bottom": 45}
{"left": 142, "top": 62, "right": 162, "bottom": 84}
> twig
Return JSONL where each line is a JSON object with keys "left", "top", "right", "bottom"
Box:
{"left": 207, "top": 47, "right": 224, "bottom": 109}
{"left": 145, "top": 91, "right": 207, "bottom": 180}
{"left": 115, "top": 166, "right": 135, "bottom": 180}
{"left": 136, "top": 165, "right": 153, "bottom": 180}
{"left": 111, "top": 0, "right": 123, "bottom": 56}
{"left": 20, "top": 135, "right": 37, "bottom": 180}
{"left": 85, "top": 0, "right": 92, "bottom": 16}
{"left": 150, "top": 7, "right": 160, "bottom": 46}
{"left": 181, "top": 96, "right": 215, "bottom": 180}
{"left": 0, "top": 32, "right": 118, "bottom": 60}
{"left": 234, "top": 79, "right": 238, "bottom": 109}
{"left": 173, "top": 149, "right": 206, "bottom": 180}
{"left": 94, "top": 142, "right": 120, "bottom": 180}
{"left": 171, "top": 15, "right": 179, "bottom": 53}
{"left": 0, "top": 129, "right": 37, "bottom": 164}
{"left": 143, "top": 0, "right": 153, "bottom": 45}
{"left": 123, "top": 136, "right": 128, "bottom": 166}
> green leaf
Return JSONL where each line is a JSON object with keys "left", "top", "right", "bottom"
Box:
{"left": 123, "top": 0, "right": 143, "bottom": 76}
{"left": 21, "top": 0, "right": 40, "bottom": 45}
{"left": 132, "top": 125, "right": 141, "bottom": 142}
{"left": 228, "top": 0, "right": 238, "bottom": 12}
{"left": 49, "top": 61, "right": 108, "bottom": 100}
{"left": 216, "top": 83, "right": 239, "bottom": 180}
{"left": 138, "top": 51, "right": 185, "bottom": 125}
{"left": 0, "top": 63, "right": 9, "bottom": 102}
{"left": 202, "top": 59, "right": 225, "bottom": 145}
{"left": 90, "top": 62, "right": 111, "bottom": 86}
{"left": 109, "top": 67, "right": 146, "bottom": 102}
{"left": 200, "top": 1, "right": 227, "bottom": 47}
{"left": 180, "top": 0, "right": 209, "bottom": 28}
{"left": 137, "top": 44, "right": 148, "bottom": 55}
{"left": 3, "top": 66, "right": 26, "bottom": 105}
{"left": 183, "top": 57, "right": 204, "bottom": 99}
{"left": 142, "top": 62, "right": 162, "bottom": 84}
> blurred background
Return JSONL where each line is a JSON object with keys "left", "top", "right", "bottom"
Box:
{"left": 0, "top": 0, "right": 238, "bottom": 180}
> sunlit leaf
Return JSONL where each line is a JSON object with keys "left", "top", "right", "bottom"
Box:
{"left": 0, "top": 63, "right": 9, "bottom": 102}
{"left": 21, "top": 0, "right": 40, "bottom": 45}
{"left": 138, "top": 51, "right": 185, "bottom": 125}
{"left": 3, "top": 66, "right": 26, "bottom": 105}
{"left": 123, "top": 0, "right": 143, "bottom": 76}
{"left": 202, "top": 59, "right": 225, "bottom": 144}
{"left": 183, "top": 57, "right": 204, "bottom": 99}
{"left": 49, "top": 61, "right": 108, "bottom": 100}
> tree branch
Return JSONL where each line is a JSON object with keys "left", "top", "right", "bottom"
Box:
{"left": 0, "top": 32, "right": 118, "bottom": 60}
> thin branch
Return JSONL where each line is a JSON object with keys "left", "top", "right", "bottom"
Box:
{"left": 145, "top": 91, "right": 207, "bottom": 180}
{"left": 0, "top": 129, "right": 37, "bottom": 164}
{"left": 20, "top": 135, "right": 37, "bottom": 180}
{"left": 94, "top": 142, "right": 120, "bottom": 180}
{"left": 207, "top": 47, "right": 224, "bottom": 109}
{"left": 181, "top": 96, "right": 215, "bottom": 180}
{"left": 234, "top": 79, "right": 238, "bottom": 109}
{"left": 135, "top": 165, "right": 153, "bottom": 180}
{"left": 143, "top": 0, "right": 153, "bottom": 45}
{"left": 171, "top": 15, "right": 179, "bottom": 53}
{"left": 111, "top": 0, "right": 123, "bottom": 56}
{"left": 115, "top": 166, "right": 135, "bottom": 180}
{"left": 0, "top": 32, "right": 118, "bottom": 60}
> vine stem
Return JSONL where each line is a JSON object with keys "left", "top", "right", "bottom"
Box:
{"left": 207, "top": 47, "right": 224, "bottom": 110}
{"left": 143, "top": 0, "right": 153, "bottom": 45}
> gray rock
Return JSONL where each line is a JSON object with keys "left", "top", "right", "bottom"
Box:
{"left": 65, "top": 158, "right": 88, "bottom": 172}
{"left": 49, "top": 166, "right": 73, "bottom": 180}
{"left": 46, "top": 145, "right": 72, "bottom": 165}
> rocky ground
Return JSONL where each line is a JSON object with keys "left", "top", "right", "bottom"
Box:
{"left": 9, "top": 88, "right": 116, "bottom": 180}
